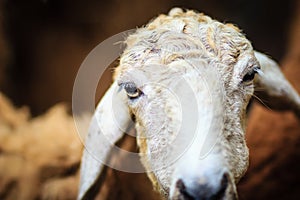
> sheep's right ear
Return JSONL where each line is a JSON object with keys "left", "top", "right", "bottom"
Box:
{"left": 78, "top": 81, "right": 131, "bottom": 200}
{"left": 254, "top": 51, "right": 300, "bottom": 117}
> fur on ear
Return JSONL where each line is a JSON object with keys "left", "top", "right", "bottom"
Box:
{"left": 254, "top": 51, "right": 300, "bottom": 117}
{"left": 78, "top": 81, "right": 131, "bottom": 200}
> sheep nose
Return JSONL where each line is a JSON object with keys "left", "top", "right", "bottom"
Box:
{"left": 175, "top": 173, "right": 229, "bottom": 200}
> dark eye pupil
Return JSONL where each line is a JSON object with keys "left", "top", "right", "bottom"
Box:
{"left": 242, "top": 67, "right": 259, "bottom": 83}
{"left": 242, "top": 71, "right": 255, "bottom": 82}
{"left": 124, "top": 82, "right": 138, "bottom": 94}
{"left": 123, "top": 82, "right": 142, "bottom": 99}
{"left": 242, "top": 66, "right": 260, "bottom": 82}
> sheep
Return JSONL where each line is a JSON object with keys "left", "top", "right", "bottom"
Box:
{"left": 78, "top": 8, "right": 300, "bottom": 200}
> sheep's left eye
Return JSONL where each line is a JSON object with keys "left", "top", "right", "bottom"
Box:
{"left": 123, "top": 82, "right": 142, "bottom": 99}
{"left": 242, "top": 66, "right": 260, "bottom": 82}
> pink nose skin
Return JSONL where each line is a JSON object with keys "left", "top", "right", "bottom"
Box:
{"left": 175, "top": 172, "right": 229, "bottom": 200}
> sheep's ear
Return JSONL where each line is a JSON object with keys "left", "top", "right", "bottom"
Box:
{"left": 254, "top": 51, "right": 300, "bottom": 117}
{"left": 78, "top": 81, "right": 131, "bottom": 200}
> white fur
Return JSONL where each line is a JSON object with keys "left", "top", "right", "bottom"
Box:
{"left": 78, "top": 8, "right": 300, "bottom": 200}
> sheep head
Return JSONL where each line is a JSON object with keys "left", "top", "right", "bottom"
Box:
{"left": 78, "top": 8, "right": 300, "bottom": 200}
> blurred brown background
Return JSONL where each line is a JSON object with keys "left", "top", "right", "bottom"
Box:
{"left": 0, "top": 0, "right": 300, "bottom": 200}
{"left": 0, "top": 0, "right": 294, "bottom": 114}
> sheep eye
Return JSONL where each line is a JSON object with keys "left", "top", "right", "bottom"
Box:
{"left": 242, "top": 66, "right": 260, "bottom": 82}
{"left": 123, "top": 82, "right": 142, "bottom": 99}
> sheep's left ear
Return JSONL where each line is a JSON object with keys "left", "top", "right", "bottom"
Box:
{"left": 254, "top": 51, "right": 300, "bottom": 117}
{"left": 78, "top": 81, "right": 131, "bottom": 200}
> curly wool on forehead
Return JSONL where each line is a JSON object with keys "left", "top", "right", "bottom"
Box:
{"left": 116, "top": 8, "right": 253, "bottom": 78}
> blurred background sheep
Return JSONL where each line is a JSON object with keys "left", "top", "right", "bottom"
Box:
{"left": 0, "top": 0, "right": 299, "bottom": 199}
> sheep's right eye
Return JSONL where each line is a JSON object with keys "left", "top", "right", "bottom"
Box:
{"left": 242, "top": 71, "right": 256, "bottom": 82}
{"left": 242, "top": 66, "right": 260, "bottom": 83}
{"left": 123, "top": 82, "right": 143, "bottom": 99}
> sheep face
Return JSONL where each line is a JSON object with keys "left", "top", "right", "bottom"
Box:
{"left": 78, "top": 8, "right": 300, "bottom": 200}
{"left": 115, "top": 9, "right": 259, "bottom": 200}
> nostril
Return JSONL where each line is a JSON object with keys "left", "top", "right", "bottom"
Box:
{"left": 176, "top": 179, "right": 185, "bottom": 192}
{"left": 211, "top": 172, "right": 229, "bottom": 200}
{"left": 176, "top": 179, "right": 195, "bottom": 200}
{"left": 220, "top": 173, "right": 229, "bottom": 190}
